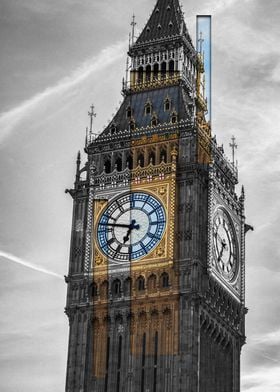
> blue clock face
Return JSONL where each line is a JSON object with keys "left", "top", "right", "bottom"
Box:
{"left": 96, "top": 192, "right": 166, "bottom": 262}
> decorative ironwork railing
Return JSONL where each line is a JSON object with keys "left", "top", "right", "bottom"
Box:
{"left": 94, "top": 162, "right": 175, "bottom": 190}
{"left": 123, "top": 71, "right": 195, "bottom": 93}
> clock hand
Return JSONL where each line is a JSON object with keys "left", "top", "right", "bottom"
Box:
{"left": 216, "top": 232, "right": 224, "bottom": 245}
{"left": 123, "top": 220, "right": 140, "bottom": 244}
{"left": 100, "top": 222, "right": 132, "bottom": 229}
{"left": 217, "top": 238, "right": 228, "bottom": 260}
{"left": 130, "top": 219, "right": 140, "bottom": 230}
{"left": 217, "top": 246, "right": 225, "bottom": 262}
{"left": 216, "top": 232, "right": 229, "bottom": 251}
{"left": 100, "top": 220, "right": 140, "bottom": 230}
{"left": 123, "top": 229, "right": 132, "bottom": 244}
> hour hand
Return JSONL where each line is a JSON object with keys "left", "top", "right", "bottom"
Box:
{"left": 123, "top": 231, "right": 131, "bottom": 244}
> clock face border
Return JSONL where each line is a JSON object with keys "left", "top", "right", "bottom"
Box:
{"left": 212, "top": 207, "right": 240, "bottom": 284}
{"left": 95, "top": 190, "right": 167, "bottom": 264}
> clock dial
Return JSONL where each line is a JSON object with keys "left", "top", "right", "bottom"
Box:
{"left": 96, "top": 192, "right": 166, "bottom": 262}
{"left": 213, "top": 209, "right": 238, "bottom": 281}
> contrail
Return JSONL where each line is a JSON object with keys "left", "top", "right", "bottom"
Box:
{"left": 0, "top": 250, "right": 64, "bottom": 280}
{"left": 0, "top": 40, "right": 126, "bottom": 143}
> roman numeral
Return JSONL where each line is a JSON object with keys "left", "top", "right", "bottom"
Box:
{"left": 108, "top": 238, "right": 115, "bottom": 245}
{"left": 140, "top": 242, "right": 148, "bottom": 254}
{"left": 151, "top": 221, "right": 164, "bottom": 225}
{"left": 103, "top": 214, "right": 117, "bottom": 222}
{"left": 116, "top": 200, "right": 125, "bottom": 213}
{"left": 147, "top": 232, "right": 160, "bottom": 240}
{"left": 148, "top": 206, "right": 161, "bottom": 215}
{"left": 115, "top": 244, "right": 122, "bottom": 255}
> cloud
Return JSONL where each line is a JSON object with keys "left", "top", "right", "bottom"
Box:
{"left": 250, "top": 329, "right": 280, "bottom": 351}
{"left": 0, "top": 40, "right": 126, "bottom": 143}
{"left": 242, "top": 366, "right": 280, "bottom": 392}
{"left": 0, "top": 251, "right": 63, "bottom": 280}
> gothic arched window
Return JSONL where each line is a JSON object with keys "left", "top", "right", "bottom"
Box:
{"left": 137, "top": 153, "right": 144, "bottom": 167}
{"left": 160, "top": 148, "right": 167, "bottom": 163}
{"left": 104, "top": 159, "right": 111, "bottom": 174}
{"left": 151, "top": 115, "right": 158, "bottom": 127}
{"left": 161, "top": 62, "right": 167, "bottom": 79}
{"left": 100, "top": 281, "right": 109, "bottom": 299}
{"left": 124, "top": 277, "right": 131, "bottom": 297}
{"left": 161, "top": 273, "right": 170, "bottom": 288}
{"left": 115, "top": 157, "right": 122, "bottom": 172}
{"left": 169, "top": 59, "right": 175, "bottom": 76}
{"left": 171, "top": 111, "right": 178, "bottom": 124}
{"left": 146, "top": 65, "right": 152, "bottom": 82}
{"left": 148, "top": 151, "right": 155, "bottom": 165}
{"left": 138, "top": 66, "right": 144, "bottom": 84}
{"left": 145, "top": 101, "right": 152, "bottom": 115}
{"left": 130, "top": 119, "right": 136, "bottom": 131}
{"left": 91, "top": 282, "right": 98, "bottom": 298}
{"left": 126, "top": 155, "right": 133, "bottom": 170}
{"left": 137, "top": 276, "right": 145, "bottom": 291}
{"left": 154, "top": 63, "right": 159, "bottom": 80}
{"left": 110, "top": 124, "right": 117, "bottom": 135}
{"left": 164, "top": 97, "right": 171, "bottom": 111}
{"left": 112, "top": 279, "right": 121, "bottom": 297}
{"left": 147, "top": 274, "right": 157, "bottom": 292}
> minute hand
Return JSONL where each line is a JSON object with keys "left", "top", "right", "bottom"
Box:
{"left": 100, "top": 223, "right": 131, "bottom": 228}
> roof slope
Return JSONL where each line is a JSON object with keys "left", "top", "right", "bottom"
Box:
{"left": 96, "top": 85, "right": 192, "bottom": 141}
{"left": 136, "top": 0, "right": 187, "bottom": 44}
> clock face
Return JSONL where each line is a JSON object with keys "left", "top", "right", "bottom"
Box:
{"left": 96, "top": 192, "right": 166, "bottom": 263}
{"left": 213, "top": 209, "right": 238, "bottom": 281}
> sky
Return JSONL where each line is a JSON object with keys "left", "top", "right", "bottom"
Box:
{"left": 0, "top": 0, "right": 280, "bottom": 390}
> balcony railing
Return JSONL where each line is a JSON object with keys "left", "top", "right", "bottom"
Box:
{"left": 123, "top": 71, "right": 195, "bottom": 93}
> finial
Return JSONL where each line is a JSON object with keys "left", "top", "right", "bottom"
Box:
{"left": 88, "top": 104, "right": 96, "bottom": 133}
{"left": 85, "top": 127, "right": 89, "bottom": 147}
{"left": 229, "top": 135, "right": 238, "bottom": 166}
{"left": 198, "top": 31, "right": 204, "bottom": 54}
{"left": 87, "top": 105, "right": 98, "bottom": 144}
{"left": 75, "top": 151, "right": 81, "bottom": 184}
{"left": 125, "top": 55, "right": 130, "bottom": 89}
{"left": 131, "top": 14, "right": 137, "bottom": 45}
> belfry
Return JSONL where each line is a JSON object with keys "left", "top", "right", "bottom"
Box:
{"left": 65, "top": 1, "right": 248, "bottom": 391}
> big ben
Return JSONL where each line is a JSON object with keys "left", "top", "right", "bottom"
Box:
{"left": 65, "top": 1, "right": 249, "bottom": 391}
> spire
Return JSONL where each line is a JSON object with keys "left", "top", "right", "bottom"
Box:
{"left": 131, "top": 14, "right": 137, "bottom": 45}
{"left": 230, "top": 135, "right": 238, "bottom": 167}
{"left": 136, "top": 0, "right": 189, "bottom": 45}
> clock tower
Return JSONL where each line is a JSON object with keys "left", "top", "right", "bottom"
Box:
{"left": 65, "top": 1, "right": 248, "bottom": 391}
